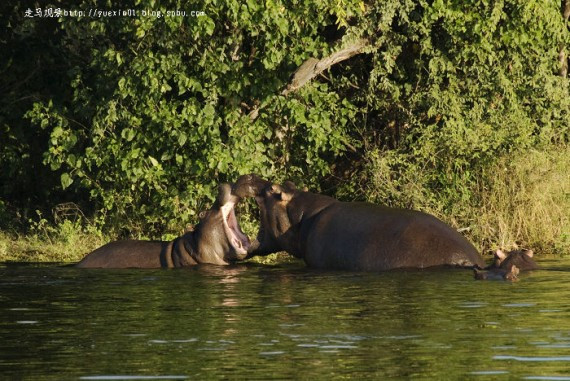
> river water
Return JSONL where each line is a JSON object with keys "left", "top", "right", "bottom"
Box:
{"left": 2, "top": 258, "right": 570, "bottom": 380}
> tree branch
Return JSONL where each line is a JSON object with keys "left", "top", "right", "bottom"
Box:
{"left": 560, "top": 0, "right": 570, "bottom": 77}
{"left": 248, "top": 39, "right": 369, "bottom": 121}
{"left": 281, "top": 39, "right": 368, "bottom": 96}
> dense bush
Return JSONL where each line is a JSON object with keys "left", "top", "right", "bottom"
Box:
{"left": 1, "top": 0, "right": 569, "bottom": 250}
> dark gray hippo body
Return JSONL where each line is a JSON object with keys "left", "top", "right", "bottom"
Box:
{"left": 474, "top": 249, "right": 538, "bottom": 281}
{"left": 233, "top": 174, "right": 485, "bottom": 271}
{"left": 77, "top": 183, "right": 250, "bottom": 268}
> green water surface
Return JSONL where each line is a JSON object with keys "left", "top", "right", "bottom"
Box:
{"left": 1, "top": 258, "right": 570, "bottom": 380}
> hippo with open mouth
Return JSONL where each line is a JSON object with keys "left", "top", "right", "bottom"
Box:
{"left": 76, "top": 183, "right": 250, "bottom": 268}
{"left": 232, "top": 174, "right": 485, "bottom": 271}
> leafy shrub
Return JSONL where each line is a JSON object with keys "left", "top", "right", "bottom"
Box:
{"left": 2, "top": 0, "right": 569, "bottom": 253}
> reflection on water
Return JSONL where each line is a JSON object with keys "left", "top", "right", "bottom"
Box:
{"left": 2, "top": 258, "right": 570, "bottom": 379}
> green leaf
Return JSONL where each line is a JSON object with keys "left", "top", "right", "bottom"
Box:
{"left": 61, "top": 173, "right": 73, "bottom": 189}
{"left": 178, "top": 132, "right": 187, "bottom": 147}
{"left": 149, "top": 156, "right": 159, "bottom": 167}
{"left": 121, "top": 128, "right": 136, "bottom": 142}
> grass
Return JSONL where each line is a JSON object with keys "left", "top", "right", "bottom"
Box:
{"left": 0, "top": 220, "right": 106, "bottom": 263}
{"left": 470, "top": 146, "right": 570, "bottom": 256}
{"left": 366, "top": 144, "right": 570, "bottom": 256}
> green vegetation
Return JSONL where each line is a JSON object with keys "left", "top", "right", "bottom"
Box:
{"left": 0, "top": 219, "right": 105, "bottom": 263}
{"left": 1, "top": 0, "right": 569, "bottom": 262}
{"left": 366, "top": 145, "right": 570, "bottom": 255}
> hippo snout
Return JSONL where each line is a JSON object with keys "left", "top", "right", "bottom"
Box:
{"left": 232, "top": 174, "right": 271, "bottom": 198}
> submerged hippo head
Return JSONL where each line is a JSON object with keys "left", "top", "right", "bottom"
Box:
{"left": 474, "top": 265, "right": 520, "bottom": 281}
{"left": 491, "top": 249, "right": 539, "bottom": 272}
{"left": 195, "top": 183, "right": 251, "bottom": 264}
{"left": 473, "top": 248, "right": 538, "bottom": 282}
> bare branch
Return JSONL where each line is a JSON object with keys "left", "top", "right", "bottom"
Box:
{"left": 559, "top": 49, "right": 567, "bottom": 78}
{"left": 281, "top": 39, "right": 368, "bottom": 96}
{"left": 248, "top": 39, "right": 369, "bottom": 121}
{"left": 560, "top": 0, "right": 570, "bottom": 77}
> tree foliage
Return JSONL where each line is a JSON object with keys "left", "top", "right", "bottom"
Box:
{"left": 353, "top": 0, "right": 570, "bottom": 216}
{"left": 1, "top": 0, "right": 569, "bottom": 237}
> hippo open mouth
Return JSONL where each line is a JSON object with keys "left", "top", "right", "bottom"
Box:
{"left": 220, "top": 201, "right": 250, "bottom": 256}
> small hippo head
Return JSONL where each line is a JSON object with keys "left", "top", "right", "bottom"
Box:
{"left": 474, "top": 265, "right": 520, "bottom": 281}
{"left": 192, "top": 183, "right": 251, "bottom": 264}
{"left": 492, "top": 249, "right": 539, "bottom": 272}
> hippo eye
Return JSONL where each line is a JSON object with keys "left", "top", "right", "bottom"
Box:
{"left": 199, "top": 211, "right": 207, "bottom": 219}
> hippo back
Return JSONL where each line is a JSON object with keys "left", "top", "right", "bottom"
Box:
{"left": 76, "top": 240, "right": 169, "bottom": 268}
{"left": 302, "top": 202, "right": 484, "bottom": 271}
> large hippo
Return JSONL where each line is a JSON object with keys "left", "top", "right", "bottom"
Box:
{"left": 77, "top": 183, "right": 250, "bottom": 268}
{"left": 232, "top": 174, "right": 485, "bottom": 271}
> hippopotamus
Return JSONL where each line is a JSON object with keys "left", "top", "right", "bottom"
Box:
{"left": 490, "top": 249, "right": 539, "bottom": 271}
{"left": 473, "top": 249, "right": 538, "bottom": 281}
{"left": 474, "top": 265, "right": 520, "bottom": 281}
{"left": 76, "top": 183, "right": 250, "bottom": 268}
{"left": 232, "top": 174, "right": 485, "bottom": 271}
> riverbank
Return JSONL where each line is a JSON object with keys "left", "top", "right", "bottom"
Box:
{"left": 0, "top": 224, "right": 105, "bottom": 263}
{"left": 1, "top": 146, "right": 569, "bottom": 264}
{"left": 0, "top": 228, "right": 292, "bottom": 265}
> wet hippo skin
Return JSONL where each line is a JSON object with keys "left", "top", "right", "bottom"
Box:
{"left": 473, "top": 249, "right": 539, "bottom": 281}
{"left": 489, "top": 249, "right": 539, "bottom": 271}
{"left": 233, "top": 174, "right": 485, "bottom": 271}
{"left": 474, "top": 265, "right": 520, "bottom": 281}
{"left": 76, "top": 183, "right": 250, "bottom": 268}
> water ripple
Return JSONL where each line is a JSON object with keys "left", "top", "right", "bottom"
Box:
{"left": 80, "top": 376, "right": 188, "bottom": 380}
{"left": 502, "top": 303, "right": 537, "bottom": 308}
{"left": 536, "top": 343, "right": 570, "bottom": 348}
{"left": 494, "top": 355, "right": 570, "bottom": 362}
{"left": 259, "top": 351, "right": 285, "bottom": 356}
{"left": 459, "top": 302, "right": 487, "bottom": 308}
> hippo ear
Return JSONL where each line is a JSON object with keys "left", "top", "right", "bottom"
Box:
{"left": 269, "top": 184, "right": 293, "bottom": 202}
{"left": 524, "top": 249, "right": 534, "bottom": 258}
{"left": 495, "top": 249, "right": 507, "bottom": 261}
